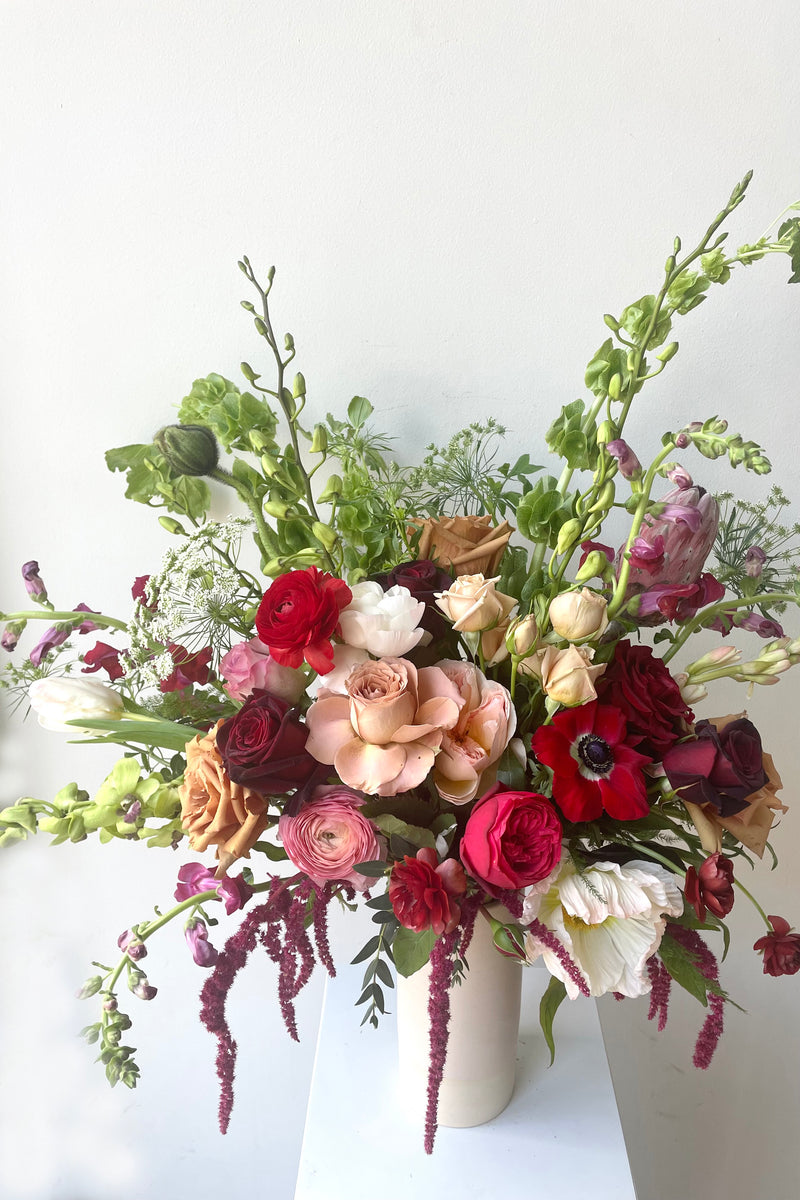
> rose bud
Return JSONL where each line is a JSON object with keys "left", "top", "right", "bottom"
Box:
{"left": 154, "top": 424, "right": 219, "bottom": 476}
{"left": 548, "top": 588, "right": 609, "bottom": 641}
{"left": 753, "top": 915, "right": 800, "bottom": 977}
{"left": 522, "top": 644, "right": 606, "bottom": 707}
{"left": 684, "top": 852, "right": 735, "bottom": 922}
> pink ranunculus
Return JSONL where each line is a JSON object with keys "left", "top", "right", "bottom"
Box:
{"left": 305, "top": 657, "right": 462, "bottom": 796}
{"left": 278, "top": 785, "right": 385, "bottom": 891}
{"left": 219, "top": 637, "right": 306, "bottom": 704}
{"left": 429, "top": 660, "right": 515, "bottom": 804}
{"left": 460, "top": 784, "right": 563, "bottom": 892}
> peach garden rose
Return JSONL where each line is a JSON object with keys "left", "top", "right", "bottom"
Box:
{"left": 430, "top": 659, "right": 515, "bottom": 804}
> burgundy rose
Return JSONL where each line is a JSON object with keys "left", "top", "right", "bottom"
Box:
{"left": 460, "top": 784, "right": 562, "bottom": 892}
{"left": 255, "top": 566, "right": 352, "bottom": 675}
{"left": 216, "top": 688, "right": 316, "bottom": 793}
{"left": 159, "top": 642, "right": 213, "bottom": 692}
{"left": 753, "top": 915, "right": 800, "bottom": 977}
{"left": 389, "top": 847, "right": 466, "bottom": 935}
{"left": 597, "top": 640, "right": 693, "bottom": 759}
{"left": 684, "top": 852, "right": 735, "bottom": 922}
{"left": 373, "top": 560, "right": 454, "bottom": 638}
{"left": 81, "top": 640, "right": 125, "bottom": 681}
{"left": 663, "top": 717, "right": 768, "bottom": 817}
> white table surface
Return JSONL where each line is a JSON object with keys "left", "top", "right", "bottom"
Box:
{"left": 295, "top": 911, "right": 637, "bottom": 1200}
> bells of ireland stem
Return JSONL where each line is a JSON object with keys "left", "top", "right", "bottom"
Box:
{"left": 154, "top": 424, "right": 219, "bottom": 476}
{"left": 621, "top": 482, "right": 719, "bottom": 594}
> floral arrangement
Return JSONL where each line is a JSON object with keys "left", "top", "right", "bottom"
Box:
{"left": 3, "top": 172, "right": 800, "bottom": 1154}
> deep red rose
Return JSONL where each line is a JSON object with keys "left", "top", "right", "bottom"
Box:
{"left": 388, "top": 847, "right": 466, "bottom": 936}
{"left": 597, "top": 640, "right": 693, "bottom": 759}
{"left": 684, "top": 852, "right": 735, "bottom": 922}
{"left": 460, "top": 784, "right": 562, "bottom": 892}
{"left": 159, "top": 643, "right": 213, "bottom": 693}
{"left": 373, "top": 560, "right": 454, "bottom": 638}
{"left": 663, "top": 717, "right": 768, "bottom": 817}
{"left": 81, "top": 640, "right": 125, "bottom": 682}
{"left": 753, "top": 915, "right": 800, "bottom": 977}
{"left": 215, "top": 688, "right": 316, "bottom": 793}
{"left": 532, "top": 701, "right": 651, "bottom": 823}
{"left": 255, "top": 567, "right": 352, "bottom": 675}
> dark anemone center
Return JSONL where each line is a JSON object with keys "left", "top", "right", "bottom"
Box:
{"left": 577, "top": 733, "right": 614, "bottom": 776}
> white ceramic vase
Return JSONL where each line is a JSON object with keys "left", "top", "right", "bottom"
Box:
{"left": 395, "top": 907, "right": 523, "bottom": 1128}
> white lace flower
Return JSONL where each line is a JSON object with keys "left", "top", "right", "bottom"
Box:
{"left": 338, "top": 582, "right": 425, "bottom": 658}
{"left": 523, "top": 858, "right": 683, "bottom": 998}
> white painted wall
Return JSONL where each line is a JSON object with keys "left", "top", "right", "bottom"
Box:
{"left": 1, "top": 3, "right": 799, "bottom": 1197}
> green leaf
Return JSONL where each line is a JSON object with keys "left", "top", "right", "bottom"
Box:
{"left": 392, "top": 926, "right": 437, "bottom": 977}
{"left": 369, "top": 813, "right": 436, "bottom": 851}
{"left": 352, "top": 860, "right": 389, "bottom": 877}
{"left": 251, "top": 840, "right": 289, "bottom": 862}
{"left": 374, "top": 959, "right": 395, "bottom": 988}
{"left": 351, "top": 936, "right": 381, "bottom": 965}
{"left": 539, "top": 976, "right": 567, "bottom": 1066}
{"left": 658, "top": 932, "right": 709, "bottom": 1006}
{"left": 347, "top": 396, "right": 374, "bottom": 428}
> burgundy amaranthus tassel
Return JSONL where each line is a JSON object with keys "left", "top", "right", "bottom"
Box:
{"left": 666, "top": 924, "right": 725, "bottom": 1067}
{"left": 526, "top": 917, "right": 590, "bottom": 997}
{"left": 646, "top": 956, "right": 672, "bottom": 1031}
{"left": 312, "top": 883, "right": 337, "bottom": 978}
{"left": 457, "top": 892, "right": 483, "bottom": 960}
{"left": 424, "top": 928, "right": 460, "bottom": 1155}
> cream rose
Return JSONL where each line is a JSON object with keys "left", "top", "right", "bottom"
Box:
{"left": 522, "top": 644, "right": 606, "bottom": 706}
{"left": 548, "top": 587, "right": 609, "bottom": 641}
{"left": 435, "top": 574, "right": 517, "bottom": 633}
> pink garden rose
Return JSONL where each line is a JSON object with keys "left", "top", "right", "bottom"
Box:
{"left": 305, "top": 657, "right": 461, "bottom": 796}
{"left": 430, "top": 660, "right": 515, "bottom": 804}
{"left": 219, "top": 637, "right": 306, "bottom": 704}
{"left": 460, "top": 784, "right": 563, "bottom": 892}
{"left": 278, "top": 785, "right": 384, "bottom": 891}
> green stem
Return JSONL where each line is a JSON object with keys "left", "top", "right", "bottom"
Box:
{"left": 1, "top": 608, "right": 128, "bottom": 631}
{"left": 209, "top": 468, "right": 278, "bottom": 561}
{"left": 733, "top": 878, "right": 771, "bottom": 928}
{"left": 661, "top": 591, "right": 799, "bottom": 664}
{"left": 606, "top": 441, "right": 676, "bottom": 619}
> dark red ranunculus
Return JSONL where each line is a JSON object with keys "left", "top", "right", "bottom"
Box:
{"left": 684, "top": 852, "right": 735, "bottom": 922}
{"left": 255, "top": 567, "right": 352, "bottom": 675}
{"left": 753, "top": 915, "right": 800, "bottom": 977}
{"left": 597, "top": 640, "right": 693, "bottom": 759}
{"left": 388, "top": 847, "right": 466, "bottom": 935}
{"left": 81, "top": 640, "right": 125, "bottom": 682}
{"left": 216, "top": 688, "right": 316, "bottom": 793}
{"left": 532, "top": 701, "right": 652, "bottom": 823}
{"left": 663, "top": 717, "right": 768, "bottom": 817}
{"left": 373, "top": 560, "right": 454, "bottom": 637}
{"left": 460, "top": 784, "right": 562, "bottom": 892}
{"left": 159, "top": 643, "right": 213, "bottom": 693}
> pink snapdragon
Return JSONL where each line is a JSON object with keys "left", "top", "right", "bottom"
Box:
{"left": 174, "top": 862, "right": 252, "bottom": 915}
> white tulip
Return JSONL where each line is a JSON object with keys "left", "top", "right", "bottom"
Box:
{"left": 29, "top": 677, "right": 124, "bottom": 734}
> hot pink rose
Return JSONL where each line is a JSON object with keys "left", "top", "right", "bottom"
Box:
{"left": 278, "top": 785, "right": 384, "bottom": 891}
{"left": 219, "top": 637, "right": 306, "bottom": 704}
{"left": 305, "top": 657, "right": 461, "bottom": 796}
{"left": 430, "top": 660, "right": 515, "bottom": 804}
{"left": 460, "top": 784, "right": 562, "bottom": 892}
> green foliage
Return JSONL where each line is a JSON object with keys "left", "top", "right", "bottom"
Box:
{"left": 539, "top": 976, "right": 567, "bottom": 1066}
{"left": 545, "top": 399, "right": 600, "bottom": 471}
{"left": 105, "top": 442, "right": 212, "bottom": 519}
{"left": 777, "top": 217, "right": 800, "bottom": 283}
{"left": 673, "top": 417, "right": 771, "bottom": 474}
{"left": 393, "top": 925, "right": 437, "bottom": 978}
{"left": 584, "top": 338, "right": 633, "bottom": 400}
{"left": 178, "top": 374, "right": 278, "bottom": 454}
{"left": 712, "top": 486, "right": 800, "bottom": 606}
{"left": 516, "top": 474, "right": 575, "bottom": 548}
{"left": 619, "top": 294, "right": 674, "bottom": 348}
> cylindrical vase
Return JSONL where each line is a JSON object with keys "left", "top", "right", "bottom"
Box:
{"left": 395, "top": 907, "right": 523, "bottom": 1128}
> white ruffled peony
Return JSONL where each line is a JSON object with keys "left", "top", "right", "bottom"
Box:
{"left": 338, "top": 582, "right": 425, "bottom": 658}
{"left": 29, "top": 677, "right": 124, "bottom": 734}
{"left": 523, "top": 857, "right": 683, "bottom": 998}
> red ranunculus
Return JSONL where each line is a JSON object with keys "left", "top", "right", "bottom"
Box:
{"left": 684, "top": 852, "right": 735, "bottom": 922}
{"left": 159, "top": 643, "right": 213, "bottom": 692}
{"left": 215, "top": 689, "right": 317, "bottom": 793}
{"left": 81, "top": 640, "right": 125, "bottom": 682}
{"left": 597, "top": 640, "right": 693, "bottom": 759}
{"left": 532, "top": 701, "right": 651, "bottom": 823}
{"left": 388, "top": 847, "right": 466, "bottom": 935}
{"left": 373, "top": 560, "right": 454, "bottom": 638}
{"left": 663, "top": 716, "right": 768, "bottom": 817}
{"left": 753, "top": 915, "right": 800, "bottom": 977}
{"left": 460, "top": 784, "right": 562, "bottom": 892}
{"left": 255, "top": 567, "right": 352, "bottom": 674}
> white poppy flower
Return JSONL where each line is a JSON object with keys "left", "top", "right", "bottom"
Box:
{"left": 338, "top": 582, "right": 425, "bottom": 658}
{"left": 523, "top": 857, "right": 683, "bottom": 998}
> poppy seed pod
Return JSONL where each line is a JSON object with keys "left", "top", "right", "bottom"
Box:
{"left": 154, "top": 424, "right": 219, "bottom": 476}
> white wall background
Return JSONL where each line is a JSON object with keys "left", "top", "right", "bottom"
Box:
{"left": 1, "top": 3, "right": 799, "bottom": 1198}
